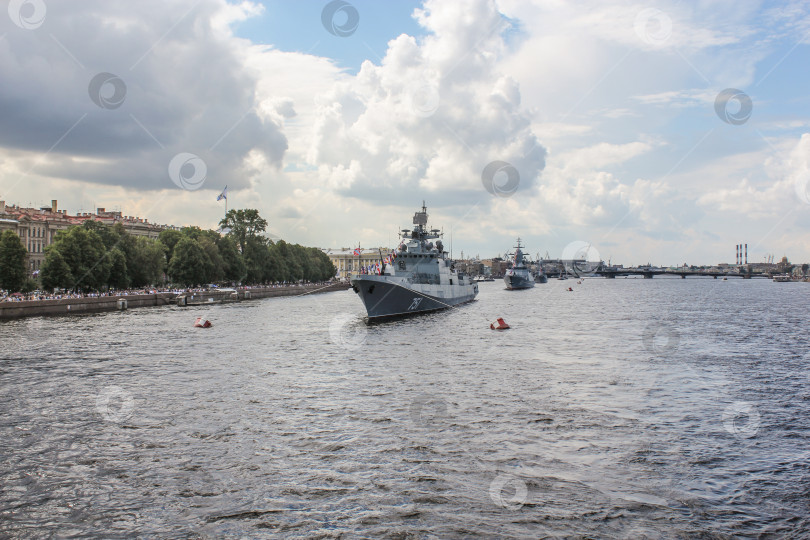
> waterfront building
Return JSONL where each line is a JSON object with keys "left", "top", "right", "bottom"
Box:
{"left": 776, "top": 256, "right": 793, "bottom": 274}
{"left": 324, "top": 247, "right": 398, "bottom": 280}
{"left": 0, "top": 199, "right": 178, "bottom": 273}
{"left": 455, "top": 259, "right": 485, "bottom": 276}
{"left": 484, "top": 257, "right": 509, "bottom": 277}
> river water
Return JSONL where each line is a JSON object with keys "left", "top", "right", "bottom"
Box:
{"left": 1, "top": 278, "right": 809, "bottom": 537}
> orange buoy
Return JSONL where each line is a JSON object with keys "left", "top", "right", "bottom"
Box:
{"left": 490, "top": 317, "right": 510, "bottom": 330}
{"left": 193, "top": 317, "right": 212, "bottom": 328}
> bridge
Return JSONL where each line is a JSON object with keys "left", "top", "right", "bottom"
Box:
{"left": 594, "top": 268, "right": 768, "bottom": 279}
{"left": 537, "top": 259, "right": 784, "bottom": 279}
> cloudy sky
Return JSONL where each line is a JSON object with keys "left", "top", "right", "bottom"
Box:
{"left": 2, "top": 0, "right": 810, "bottom": 265}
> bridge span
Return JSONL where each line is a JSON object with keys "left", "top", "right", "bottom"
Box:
{"left": 595, "top": 268, "right": 768, "bottom": 279}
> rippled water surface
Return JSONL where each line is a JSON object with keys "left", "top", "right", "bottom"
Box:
{"left": 2, "top": 278, "right": 810, "bottom": 537}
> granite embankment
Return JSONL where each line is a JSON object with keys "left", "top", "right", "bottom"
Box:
{"left": 0, "top": 283, "right": 351, "bottom": 319}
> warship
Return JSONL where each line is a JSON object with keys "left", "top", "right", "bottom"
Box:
{"left": 350, "top": 203, "right": 478, "bottom": 320}
{"left": 504, "top": 238, "right": 535, "bottom": 290}
{"left": 534, "top": 251, "right": 548, "bottom": 283}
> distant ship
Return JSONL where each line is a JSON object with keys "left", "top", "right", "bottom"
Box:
{"left": 504, "top": 238, "right": 535, "bottom": 290}
{"left": 350, "top": 203, "right": 478, "bottom": 320}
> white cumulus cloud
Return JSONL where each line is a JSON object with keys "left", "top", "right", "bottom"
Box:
{"left": 307, "top": 0, "right": 546, "bottom": 207}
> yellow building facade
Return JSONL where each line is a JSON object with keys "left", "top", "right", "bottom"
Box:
{"left": 324, "top": 247, "right": 394, "bottom": 279}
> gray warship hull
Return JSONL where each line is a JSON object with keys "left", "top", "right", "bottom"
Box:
{"left": 504, "top": 271, "right": 535, "bottom": 290}
{"left": 351, "top": 275, "right": 477, "bottom": 320}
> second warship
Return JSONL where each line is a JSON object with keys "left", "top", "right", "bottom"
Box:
{"left": 504, "top": 238, "right": 535, "bottom": 290}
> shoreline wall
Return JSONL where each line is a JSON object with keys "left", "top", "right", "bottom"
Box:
{"left": 0, "top": 283, "right": 351, "bottom": 320}
{"left": 0, "top": 293, "right": 177, "bottom": 319}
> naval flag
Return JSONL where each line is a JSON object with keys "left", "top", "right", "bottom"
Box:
{"left": 217, "top": 186, "right": 228, "bottom": 201}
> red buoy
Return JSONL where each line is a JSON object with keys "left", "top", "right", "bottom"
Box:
{"left": 193, "top": 317, "right": 212, "bottom": 328}
{"left": 567, "top": 287, "right": 573, "bottom": 291}
{"left": 490, "top": 317, "right": 510, "bottom": 330}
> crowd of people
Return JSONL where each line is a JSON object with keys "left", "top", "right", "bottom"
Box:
{"left": 0, "top": 281, "right": 338, "bottom": 303}
{"left": 0, "top": 288, "right": 174, "bottom": 302}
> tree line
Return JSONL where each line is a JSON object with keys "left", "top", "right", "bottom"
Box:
{"left": 0, "top": 209, "right": 336, "bottom": 293}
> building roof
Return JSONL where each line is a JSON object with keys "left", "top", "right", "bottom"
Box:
{"left": 1, "top": 201, "right": 174, "bottom": 230}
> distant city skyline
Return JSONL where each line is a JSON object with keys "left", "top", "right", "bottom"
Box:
{"left": 2, "top": 1, "right": 810, "bottom": 266}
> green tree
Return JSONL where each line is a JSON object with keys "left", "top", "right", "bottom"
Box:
{"left": 243, "top": 236, "right": 271, "bottom": 284}
{"left": 0, "top": 230, "right": 29, "bottom": 292}
{"left": 168, "top": 237, "right": 211, "bottom": 287}
{"left": 51, "top": 227, "right": 110, "bottom": 291}
{"left": 158, "top": 229, "right": 183, "bottom": 265}
{"left": 306, "top": 247, "right": 336, "bottom": 281}
{"left": 319, "top": 250, "right": 337, "bottom": 280}
{"left": 273, "top": 240, "right": 302, "bottom": 282}
{"left": 290, "top": 244, "right": 313, "bottom": 281}
{"left": 264, "top": 243, "right": 284, "bottom": 282}
{"left": 83, "top": 220, "right": 120, "bottom": 250}
{"left": 128, "top": 236, "right": 166, "bottom": 287}
{"left": 107, "top": 248, "right": 129, "bottom": 289}
{"left": 114, "top": 225, "right": 136, "bottom": 270}
{"left": 219, "top": 209, "right": 268, "bottom": 252}
{"left": 198, "top": 236, "right": 224, "bottom": 283}
{"left": 217, "top": 235, "right": 246, "bottom": 283}
{"left": 40, "top": 249, "right": 74, "bottom": 290}
{"left": 180, "top": 226, "right": 205, "bottom": 241}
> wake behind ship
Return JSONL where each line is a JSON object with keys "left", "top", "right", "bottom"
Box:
{"left": 350, "top": 203, "right": 478, "bottom": 320}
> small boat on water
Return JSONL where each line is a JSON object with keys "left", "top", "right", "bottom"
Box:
{"left": 535, "top": 273, "right": 548, "bottom": 284}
